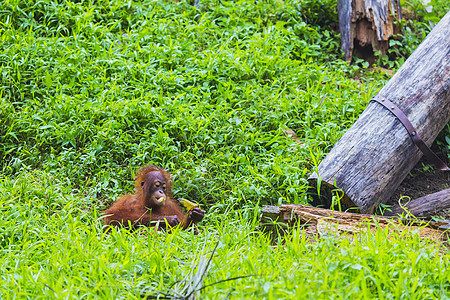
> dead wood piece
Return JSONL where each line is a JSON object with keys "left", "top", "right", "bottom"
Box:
{"left": 384, "top": 189, "right": 450, "bottom": 218}
{"left": 338, "top": 0, "right": 402, "bottom": 61}
{"left": 282, "top": 128, "right": 300, "bottom": 142}
{"left": 260, "top": 204, "right": 449, "bottom": 243}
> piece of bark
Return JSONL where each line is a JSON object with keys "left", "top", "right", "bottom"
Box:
{"left": 260, "top": 204, "right": 449, "bottom": 242}
{"left": 308, "top": 12, "right": 450, "bottom": 214}
{"left": 338, "top": 0, "right": 352, "bottom": 61}
{"left": 283, "top": 128, "right": 301, "bottom": 143}
{"left": 384, "top": 189, "right": 450, "bottom": 218}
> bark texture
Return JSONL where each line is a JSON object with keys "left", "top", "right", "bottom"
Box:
{"left": 308, "top": 12, "right": 450, "bottom": 214}
{"left": 260, "top": 204, "right": 449, "bottom": 242}
{"left": 384, "top": 189, "right": 450, "bottom": 218}
{"left": 338, "top": 0, "right": 401, "bottom": 61}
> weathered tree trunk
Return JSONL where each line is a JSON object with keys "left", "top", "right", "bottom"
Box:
{"left": 308, "top": 12, "right": 450, "bottom": 214}
{"left": 384, "top": 189, "right": 450, "bottom": 218}
{"left": 338, "top": 0, "right": 401, "bottom": 61}
{"left": 259, "top": 204, "right": 449, "bottom": 242}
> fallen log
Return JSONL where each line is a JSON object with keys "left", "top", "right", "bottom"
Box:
{"left": 308, "top": 12, "right": 450, "bottom": 214}
{"left": 260, "top": 204, "right": 449, "bottom": 242}
{"left": 384, "top": 189, "right": 450, "bottom": 218}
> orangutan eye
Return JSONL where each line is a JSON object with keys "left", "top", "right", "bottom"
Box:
{"left": 162, "top": 184, "right": 166, "bottom": 190}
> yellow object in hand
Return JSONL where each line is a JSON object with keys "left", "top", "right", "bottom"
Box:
{"left": 177, "top": 198, "right": 199, "bottom": 211}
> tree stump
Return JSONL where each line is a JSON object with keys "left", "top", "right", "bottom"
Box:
{"left": 308, "top": 12, "right": 450, "bottom": 214}
{"left": 338, "top": 0, "right": 402, "bottom": 61}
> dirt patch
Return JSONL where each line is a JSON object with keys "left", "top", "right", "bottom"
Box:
{"left": 387, "top": 145, "right": 450, "bottom": 216}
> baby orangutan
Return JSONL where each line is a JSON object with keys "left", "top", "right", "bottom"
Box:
{"left": 102, "top": 164, "right": 205, "bottom": 230}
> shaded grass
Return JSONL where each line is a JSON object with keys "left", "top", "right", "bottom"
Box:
{"left": 1, "top": 0, "right": 385, "bottom": 207}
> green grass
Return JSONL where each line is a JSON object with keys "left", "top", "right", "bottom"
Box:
{"left": 1, "top": 0, "right": 449, "bottom": 298}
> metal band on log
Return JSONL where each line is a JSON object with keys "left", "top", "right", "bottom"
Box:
{"left": 308, "top": 12, "right": 450, "bottom": 214}
{"left": 371, "top": 98, "right": 449, "bottom": 171}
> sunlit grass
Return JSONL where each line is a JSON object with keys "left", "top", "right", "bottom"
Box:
{"left": 0, "top": 172, "right": 449, "bottom": 298}
{"left": 1, "top": 0, "right": 449, "bottom": 298}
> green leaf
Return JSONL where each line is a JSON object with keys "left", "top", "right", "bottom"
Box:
{"left": 44, "top": 71, "right": 53, "bottom": 88}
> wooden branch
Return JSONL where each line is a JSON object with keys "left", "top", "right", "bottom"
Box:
{"left": 384, "top": 189, "right": 450, "bottom": 218}
{"left": 308, "top": 12, "right": 450, "bottom": 213}
{"left": 260, "top": 204, "right": 449, "bottom": 242}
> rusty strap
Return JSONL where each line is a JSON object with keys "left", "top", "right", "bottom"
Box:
{"left": 371, "top": 98, "right": 449, "bottom": 171}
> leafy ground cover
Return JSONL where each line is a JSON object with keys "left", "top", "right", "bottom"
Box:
{"left": 0, "top": 0, "right": 449, "bottom": 298}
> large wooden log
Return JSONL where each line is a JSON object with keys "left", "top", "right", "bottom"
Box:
{"left": 384, "top": 189, "right": 450, "bottom": 218}
{"left": 259, "top": 204, "right": 450, "bottom": 242}
{"left": 308, "top": 12, "right": 450, "bottom": 214}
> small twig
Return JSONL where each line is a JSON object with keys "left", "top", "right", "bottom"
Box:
{"left": 44, "top": 284, "right": 55, "bottom": 293}
{"left": 145, "top": 294, "right": 174, "bottom": 300}
{"left": 147, "top": 238, "right": 260, "bottom": 299}
{"left": 196, "top": 274, "right": 259, "bottom": 292}
{"left": 184, "top": 239, "right": 220, "bottom": 299}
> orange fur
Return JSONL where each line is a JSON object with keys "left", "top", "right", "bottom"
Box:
{"left": 102, "top": 164, "right": 204, "bottom": 231}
